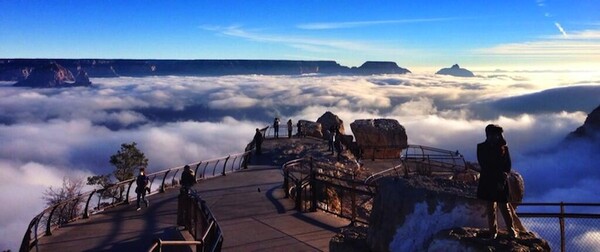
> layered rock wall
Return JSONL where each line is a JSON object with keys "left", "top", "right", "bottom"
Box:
{"left": 350, "top": 119, "right": 408, "bottom": 159}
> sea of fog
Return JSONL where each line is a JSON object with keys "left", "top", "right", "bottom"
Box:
{"left": 1, "top": 71, "right": 599, "bottom": 250}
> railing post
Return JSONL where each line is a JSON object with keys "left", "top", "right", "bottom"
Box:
{"left": 310, "top": 158, "right": 317, "bottom": 212}
{"left": 560, "top": 201, "right": 565, "bottom": 252}
{"left": 295, "top": 181, "right": 302, "bottom": 211}
{"left": 160, "top": 170, "right": 171, "bottom": 193}
{"left": 46, "top": 204, "right": 61, "bottom": 236}
{"left": 126, "top": 180, "right": 135, "bottom": 204}
{"left": 194, "top": 162, "right": 202, "bottom": 179}
{"left": 221, "top": 156, "right": 230, "bottom": 176}
{"left": 283, "top": 169, "right": 290, "bottom": 198}
{"left": 351, "top": 174, "right": 357, "bottom": 225}
{"left": 84, "top": 190, "right": 97, "bottom": 219}
{"left": 231, "top": 156, "right": 239, "bottom": 172}
{"left": 212, "top": 160, "right": 221, "bottom": 176}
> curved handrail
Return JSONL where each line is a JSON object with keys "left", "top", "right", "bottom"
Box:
{"left": 20, "top": 150, "right": 251, "bottom": 252}
{"left": 148, "top": 189, "right": 223, "bottom": 252}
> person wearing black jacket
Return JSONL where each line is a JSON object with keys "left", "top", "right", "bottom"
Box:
{"left": 253, "top": 128, "right": 263, "bottom": 155}
{"left": 135, "top": 168, "right": 150, "bottom": 211}
{"left": 477, "top": 124, "right": 517, "bottom": 239}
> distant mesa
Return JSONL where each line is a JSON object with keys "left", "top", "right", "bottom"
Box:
{"left": 435, "top": 64, "right": 475, "bottom": 77}
{"left": 353, "top": 61, "right": 411, "bottom": 75}
{"left": 0, "top": 59, "right": 411, "bottom": 80}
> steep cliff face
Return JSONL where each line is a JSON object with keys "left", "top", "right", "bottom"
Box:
{"left": 367, "top": 173, "right": 533, "bottom": 252}
{"left": 435, "top": 64, "right": 475, "bottom": 77}
{"left": 568, "top": 104, "right": 600, "bottom": 140}
{"left": 13, "top": 62, "right": 77, "bottom": 88}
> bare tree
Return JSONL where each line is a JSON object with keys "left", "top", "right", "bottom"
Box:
{"left": 42, "top": 176, "right": 84, "bottom": 224}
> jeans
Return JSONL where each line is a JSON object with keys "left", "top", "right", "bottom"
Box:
{"left": 137, "top": 191, "right": 149, "bottom": 208}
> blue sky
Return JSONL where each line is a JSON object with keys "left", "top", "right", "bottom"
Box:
{"left": 1, "top": 0, "right": 599, "bottom": 70}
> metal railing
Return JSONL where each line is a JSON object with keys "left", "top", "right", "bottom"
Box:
{"left": 516, "top": 202, "right": 600, "bottom": 252}
{"left": 282, "top": 150, "right": 600, "bottom": 252}
{"left": 20, "top": 151, "right": 251, "bottom": 252}
{"left": 148, "top": 189, "right": 223, "bottom": 252}
{"left": 401, "top": 145, "right": 468, "bottom": 177}
{"left": 282, "top": 158, "right": 375, "bottom": 225}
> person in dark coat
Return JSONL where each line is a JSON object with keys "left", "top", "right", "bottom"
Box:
{"left": 180, "top": 165, "right": 196, "bottom": 194}
{"left": 477, "top": 124, "right": 517, "bottom": 239}
{"left": 287, "top": 119, "right": 293, "bottom": 138}
{"left": 273, "top": 117, "right": 280, "bottom": 138}
{"left": 334, "top": 129, "right": 343, "bottom": 161}
{"left": 135, "top": 167, "right": 150, "bottom": 211}
{"left": 178, "top": 165, "right": 196, "bottom": 225}
{"left": 253, "top": 128, "right": 263, "bottom": 155}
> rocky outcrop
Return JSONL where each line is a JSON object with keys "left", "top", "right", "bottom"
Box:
{"left": 568, "top": 104, "right": 600, "bottom": 140}
{"left": 367, "top": 175, "right": 534, "bottom": 252}
{"left": 0, "top": 59, "right": 412, "bottom": 80}
{"left": 298, "top": 120, "right": 323, "bottom": 138}
{"left": 353, "top": 61, "right": 411, "bottom": 75}
{"left": 13, "top": 62, "right": 76, "bottom": 88}
{"left": 350, "top": 119, "right": 408, "bottom": 159}
{"left": 428, "top": 227, "right": 550, "bottom": 252}
{"left": 74, "top": 69, "right": 92, "bottom": 86}
{"left": 317, "top": 111, "right": 345, "bottom": 138}
{"left": 435, "top": 64, "right": 475, "bottom": 77}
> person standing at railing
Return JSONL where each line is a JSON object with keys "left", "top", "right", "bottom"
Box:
{"left": 273, "top": 117, "right": 280, "bottom": 138}
{"left": 287, "top": 119, "right": 293, "bottom": 138}
{"left": 254, "top": 128, "right": 263, "bottom": 155}
{"left": 477, "top": 124, "right": 517, "bottom": 239}
{"left": 135, "top": 167, "right": 150, "bottom": 211}
{"left": 180, "top": 165, "right": 196, "bottom": 193}
{"left": 178, "top": 165, "right": 196, "bottom": 226}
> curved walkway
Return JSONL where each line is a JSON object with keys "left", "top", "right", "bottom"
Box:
{"left": 35, "top": 165, "right": 349, "bottom": 251}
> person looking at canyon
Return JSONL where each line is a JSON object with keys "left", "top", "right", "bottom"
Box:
{"left": 273, "top": 117, "right": 280, "bottom": 138}
{"left": 476, "top": 124, "right": 518, "bottom": 239}
{"left": 287, "top": 119, "right": 293, "bottom": 138}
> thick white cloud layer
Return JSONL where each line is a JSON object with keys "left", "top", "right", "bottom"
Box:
{"left": 0, "top": 72, "right": 599, "bottom": 250}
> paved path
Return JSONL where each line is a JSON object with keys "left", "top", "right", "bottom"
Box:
{"left": 35, "top": 165, "right": 349, "bottom": 251}
{"left": 196, "top": 165, "right": 350, "bottom": 251}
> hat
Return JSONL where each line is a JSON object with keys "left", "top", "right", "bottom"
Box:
{"left": 485, "top": 124, "right": 503, "bottom": 136}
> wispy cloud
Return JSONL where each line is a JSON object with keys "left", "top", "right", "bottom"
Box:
{"left": 474, "top": 29, "right": 600, "bottom": 60}
{"left": 200, "top": 25, "right": 411, "bottom": 58}
{"left": 555, "top": 22, "right": 568, "bottom": 37}
{"left": 297, "top": 17, "right": 460, "bottom": 30}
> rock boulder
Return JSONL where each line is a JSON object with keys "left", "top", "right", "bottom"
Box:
{"left": 298, "top": 120, "right": 323, "bottom": 138}
{"left": 317, "top": 111, "right": 345, "bottom": 138}
{"left": 350, "top": 119, "right": 408, "bottom": 159}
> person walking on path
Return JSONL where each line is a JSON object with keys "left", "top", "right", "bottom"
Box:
{"left": 135, "top": 167, "right": 150, "bottom": 211}
{"left": 477, "top": 124, "right": 517, "bottom": 239}
{"left": 287, "top": 119, "right": 293, "bottom": 138}
{"left": 273, "top": 117, "right": 280, "bottom": 138}
{"left": 253, "top": 128, "right": 263, "bottom": 155}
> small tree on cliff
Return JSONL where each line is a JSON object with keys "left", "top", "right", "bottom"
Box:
{"left": 87, "top": 142, "right": 148, "bottom": 192}
{"left": 109, "top": 142, "right": 149, "bottom": 181}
